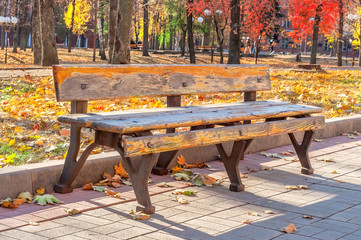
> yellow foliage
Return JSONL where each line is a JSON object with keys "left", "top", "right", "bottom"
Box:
{"left": 64, "top": 0, "right": 91, "bottom": 35}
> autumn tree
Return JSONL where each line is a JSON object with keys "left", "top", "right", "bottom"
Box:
{"left": 1, "top": 0, "right": 10, "bottom": 50}
{"left": 347, "top": 7, "right": 361, "bottom": 66}
{"left": 143, "top": 0, "right": 150, "bottom": 56}
{"left": 97, "top": 0, "right": 107, "bottom": 60}
{"left": 242, "top": 0, "right": 279, "bottom": 64}
{"left": 64, "top": 0, "right": 91, "bottom": 50}
{"left": 189, "top": 0, "right": 231, "bottom": 63}
{"left": 187, "top": 0, "right": 196, "bottom": 63}
{"left": 288, "top": 0, "right": 339, "bottom": 64}
{"left": 32, "top": 0, "right": 59, "bottom": 66}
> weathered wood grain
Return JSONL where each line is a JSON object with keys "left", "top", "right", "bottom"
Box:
{"left": 122, "top": 116, "right": 325, "bottom": 157}
{"left": 53, "top": 64, "right": 270, "bottom": 101}
{"left": 76, "top": 103, "right": 322, "bottom": 133}
{"left": 58, "top": 101, "right": 306, "bottom": 126}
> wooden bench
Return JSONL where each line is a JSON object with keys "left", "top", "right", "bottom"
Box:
{"left": 52, "top": 64, "right": 324, "bottom": 214}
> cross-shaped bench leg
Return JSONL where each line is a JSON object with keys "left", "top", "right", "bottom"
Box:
{"left": 54, "top": 126, "right": 99, "bottom": 193}
{"left": 289, "top": 130, "right": 315, "bottom": 175}
{"left": 216, "top": 140, "right": 251, "bottom": 192}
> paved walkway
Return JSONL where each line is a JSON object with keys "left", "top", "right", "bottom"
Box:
{"left": 0, "top": 135, "right": 361, "bottom": 240}
{"left": 0, "top": 68, "right": 52, "bottom": 78}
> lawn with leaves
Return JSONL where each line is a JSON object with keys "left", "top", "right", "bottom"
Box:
{"left": 0, "top": 61, "right": 360, "bottom": 167}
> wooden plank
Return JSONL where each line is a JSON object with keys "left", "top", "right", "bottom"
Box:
{"left": 122, "top": 116, "right": 325, "bottom": 157}
{"left": 88, "top": 104, "right": 322, "bottom": 133}
{"left": 53, "top": 64, "right": 271, "bottom": 101}
{"left": 58, "top": 101, "right": 292, "bottom": 126}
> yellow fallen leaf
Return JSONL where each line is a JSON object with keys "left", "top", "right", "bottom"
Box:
{"left": 129, "top": 210, "right": 150, "bottom": 220}
{"left": 36, "top": 187, "right": 45, "bottom": 195}
{"left": 82, "top": 183, "right": 93, "bottom": 190}
{"left": 302, "top": 215, "right": 313, "bottom": 219}
{"left": 264, "top": 210, "right": 275, "bottom": 214}
{"left": 248, "top": 211, "right": 259, "bottom": 216}
{"left": 14, "top": 127, "right": 23, "bottom": 133}
{"left": 35, "top": 140, "right": 43, "bottom": 146}
{"left": 8, "top": 139, "right": 15, "bottom": 147}
{"left": 114, "top": 162, "right": 128, "bottom": 178}
{"left": 331, "top": 170, "right": 338, "bottom": 174}
{"left": 242, "top": 219, "right": 253, "bottom": 224}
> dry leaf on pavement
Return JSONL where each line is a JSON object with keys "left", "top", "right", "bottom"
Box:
{"left": 264, "top": 210, "right": 275, "bottom": 214}
{"left": 82, "top": 183, "right": 93, "bottom": 190}
{"left": 281, "top": 223, "right": 297, "bottom": 233}
{"left": 129, "top": 210, "right": 150, "bottom": 220}
{"left": 17, "top": 192, "right": 33, "bottom": 203}
{"left": 65, "top": 208, "right": 79, "bottom": 215}
{"left": 36, "top": 187, "right": 45, "bottom": 195}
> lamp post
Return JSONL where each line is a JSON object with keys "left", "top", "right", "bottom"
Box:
{"left": 0, "top": 16, "right": 18, "bottom": 64}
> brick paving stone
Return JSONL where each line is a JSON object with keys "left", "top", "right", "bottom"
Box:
{"left": 310, "top": 219, "right": 360, "bottom": 234}
{"left": 55, "top": 236, "right": 88, "bottom": 240}
{"left": 145, "top": 230, "right": 188, "bottom": 240}
{"left": 184, "top": 218, "right": 233, "bottom": 232}
{"left": 340, "top": 234, "right": 361, "bottom": 240}
{"left": 296, "top": 225, "right": 327, "bottom": 237}
{"left": 0, "top": 229, "right": 49, "bottom": 240}
{"left": 74, "top": 230, "right": 119, "bottom": 240}
{"left": 329, "top": 211, "right": 360, "bottom": 221}
{"left": 108, "top": 226, "right": 154, "bottom": 239}
{"left": 36, "top": 225, "right": 82, "bottom": 238}
{"left": 273, "top": 233, "right": 319, "bottom": 240}
{"left": 0, "top": 234, "right": 18, "bottom": 240}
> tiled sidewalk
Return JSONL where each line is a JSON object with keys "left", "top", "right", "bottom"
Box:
{"left": 0, "top": 135, "right": 361, "bottom": 239}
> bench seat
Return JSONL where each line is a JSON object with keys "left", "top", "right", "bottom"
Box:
{"left": 58, "top": 101, "right": 322, "bottom": 133}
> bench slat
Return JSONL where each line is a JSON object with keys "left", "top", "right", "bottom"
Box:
{"left": 88, "top": 103, "right": 321, "bottom": 133}
{"left": 53, "top": 64, "right": 270, "bottom": 101}
{"left": 122, "top": 116, "right": 325, "bottom": 157}
{"left": 58, "top": 101, "right": 290, "bottom": 126}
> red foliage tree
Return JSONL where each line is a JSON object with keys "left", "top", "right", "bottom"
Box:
{"left": 288, "top": 0, "right": 339, "bottom": 64}
{"left": 242, "top": 0, "right": 279, "bottom": 63}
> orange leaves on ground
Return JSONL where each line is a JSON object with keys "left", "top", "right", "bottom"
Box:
{"left": 0, "top": 198, "right": 24, "bottom": 208}
{"left": 176, "top": 155, "right": 208, "bottom": 169}
{"left": 115, "top": 162, "right": 128, "bottom": 178}
{"left": 105, "top": 188, "right": 124, "bottom": 199}
{"left": 36, "top": 187, "right": 45, "bottom": 195}
{"left": 82, "top": 183, "right": 93, "bottom": 190}
{"left": 60, "top": 129, "right": 70, "bottom": 137}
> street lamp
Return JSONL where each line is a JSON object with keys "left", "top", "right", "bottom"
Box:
{"left": 0, "top": 16, "right": 18, "bottom": 63}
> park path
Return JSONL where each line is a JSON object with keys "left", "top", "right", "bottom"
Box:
{"left": 0, "top": 68, "right": 53, "bottom": 78}
{"left": 0, "top": 134, "right": 361, "bottom": 239}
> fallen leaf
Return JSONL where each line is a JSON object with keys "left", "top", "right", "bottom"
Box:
{"left": 248, "top": 211, "right": 259, "bottom": 216}
{"left": 314, "top": 139, "right": 324, "bottom": 143}
{"left": 17, "top": 192, "right": 33, "bottom": 203}
{"left": 242, "top": 219, "right": 253, "bottom": 224}
{"left": 35, "top": 140, "right": 44, "bottom": 146}
{"left": 60, "top": 129, "right": 70, "bottom": 137}
{"left": 177, "top": 155, "right": 186, "bottom": 165}
{"left": 29, "top": 222, "right": 39, "bottom": 226}
{"left": 171, "top": 196, "right": 189, "bottom": 204}
{"left": 92, "top": 186, "right": 105, "bottom": 192}
{"left": 297, "top": 185, "right": 308, "bottom": 189}
{"left": 36, "top": 187, "right": 45, "bottom": 195}
{"left": 114, "top": 162, "right": 128, "bottom": 178}
{"left": 33, "top": 194, "right": 63, "bottom": 206}
{"left": 129, "top": 210, "right": 150, "bottom": 220}
{"left": 317, "top": 158, "right": 335, "bottom": 162}
{"left": 285, "top": 185, "right": 299, "bottom": 190}
{"left": 240, "top": 174, "right": 248, "bottom": 178}
{"left": 103, "top": 172, "right": 113, "bottom": 181}
{"left": 111, "top": 182, "right": 122, "bottom": 188}
{"left": 331, "top": 170, "right": 338, "bottom": 174}
{"left": 105, "top": 188, "right": 117, "bottom": 196}
{"left": 261, "top": 166, "right": 273, "bottom": 171}
{"left": 65, "top": 208, "right": 79, "bottom": 215}
{"left": 82, "top": 183, "right": 93, "bottom": 190}
{"left": 156, "top": 182, "right": 172, "bottom": 188}
{"left": 172, "top": 189, "right": 195, "bottom": 196}
{"left": 173, "top": 173, "right": 190, "bottom": 181}
{"left": 121, "top": 180, "right": 132, "bottom": 186}
{"left": 264, "top": 210, "right": 275, "bottom": 214}
{"left": 281, "top": 223, "right": 297, "bottom": 233}
{"left": 203, "top": 174, "right": 217, "bottom": 186}
{"left": 170, "top": 166, "right": 183, "bottom": 173}
{"left": 261, "top": 152, "right": 283, "bottom": 159}
{"left": 302, "top": 215, "right": 313, "bottom": 219}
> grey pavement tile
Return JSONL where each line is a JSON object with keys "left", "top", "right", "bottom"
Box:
{"left": 55, "top": 236, "right": 88, "bottom": 240}
{"left": 297, "top": 225, "right": 326, "bottom": 237}
{"left": 67, "top": 214, "right": 114, "bottom": 225}
{"left": 53, "top": 216, "right": 99, "bottom": 229}
{"left": 0, "top": 235, "right": 18, "bottom": 240}
{"left": 165, "top": 211, "right": 203, "bottom": 224}
{"left": 82, "top": 208, "right": 115, "bottom": 217}
{"left": 310, "top": 219, "right": 360, "bottom": 234}
{"left": 349, "top": 229, "right": 361, "bottom": 236}
{"left": 312, "top": 230, "right": 348, "bottom": 240}
{"left": 246, "top": 227, "right": 282, "bottom": 239}
{"left": 340, "top": 234, "right": 361, "bottom": 240}
{"left": 74, "top": 230, "right": 119, "bottom": 240}
{"left": 348, "top": 215, "right": 361, "bottom": 225}
{"left": 154, "top": 227, "right": 212, "bottom": 240}
{"left": 36, "top": 225, "right": 82, "bottom": 238}
{"left": 18, "top": 220, "right": 62, "bottom": 233}
{"left": 273, "top": 233, "right": 318, "bottom": 240}
{"left": 108, "top": 226, "right": 155, "bottom": 239}
{"left": 0, "top": 229, "right": 49, "bottom": 240}
{"left": 89, "top": 222, "right": 134, "bottom": 235}
{"left": 329, "top": 212, "right": 360, "bottom": 222}
{"left": 184, "top": 218, "right": 233, "bottom": 232}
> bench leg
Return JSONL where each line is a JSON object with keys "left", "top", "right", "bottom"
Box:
{"left": 115, "top": 146, "right": 157, "bottom": 214}
{"left": 216, "top": 140, "right": 249, "bottom": 192}
{"left": 289, "top": 131, "right": 315, "bottom": 175}
{"left": 152, "top": 150, "right": 178, "bottom": 175}
{"left": 54, "top": 126, "right": 99, "bottom": 193}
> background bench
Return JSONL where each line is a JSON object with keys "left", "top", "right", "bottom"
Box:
{"left": 53, "top": 64, "right": 324, "bottom": 214}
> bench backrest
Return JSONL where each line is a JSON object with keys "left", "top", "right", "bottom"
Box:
{"left": 53, "top": 64, "right": 270, "bottom": 102}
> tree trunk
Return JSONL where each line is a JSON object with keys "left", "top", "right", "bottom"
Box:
{"left": 255, "top": 38, "right": 259, "bottom": 64}
{"left": 12, "top": 0, "right": 20, "bottom": 53}
{"left": 32, "top": 0, "right": 59, "bottom": 66}
{"left": 337, "top": 0, "right": 343, "bottom": 66}
{"left": 296, "top": 44, "right": 302, "bottom": 62}
{"left": 68, "top": 0, "right": 75, "bottom": 53}
{"left": 310, "top": 9, "right": 321, "bottom": 64}
{"left": 187, "top": 0, "right": 196, "bottom": 63}
{"left": 97, "top": 3, "right": 106, "bottom": 60}
{"left": 1, "top": 0, "right": 10, "bottom": 50}
{"left": 142, "top": 0, "right": 150, "bottom": 56}
{"left": 110, "top": 0, "right": 134, "bottom": 64}
{"left": 228, "top": 0, "right": 240, "bottom": 64}
{"left": 20, "top": 27, "right": 26, "bottom": 50}
{"left": 108, "top": 0, "right": 118, "bottom": 62}
{"left": 32, "top": 0, "right": 41, "bottom": 64}
{"left": 181, "top": 29, "right": 186, "bottom": 56}
{"left": 162, "top": 28, "right": 166, "bottom": 50}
